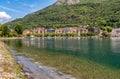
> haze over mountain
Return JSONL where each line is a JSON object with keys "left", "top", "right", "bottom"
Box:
{"left": 4, "top": 0, "right": 120, "bottom": 29}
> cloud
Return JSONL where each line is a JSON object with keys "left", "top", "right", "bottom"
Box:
{"left": 0, "top": 5, "right": 19, "bottom": 13}
{"left": 0, "top": 11, "right": 12, "bottom": 23}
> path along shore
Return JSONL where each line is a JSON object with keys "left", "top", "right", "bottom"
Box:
{"left": 0, "top": 41, "right": 25, "bottom": 79}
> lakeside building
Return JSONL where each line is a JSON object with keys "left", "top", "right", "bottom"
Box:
{"left": 111, "top": 28, "right": 120, "bottom": 37}
{"left": 55, "top": 28, "right": 63, "bottom": 34}
{"left": 23, "top": 27, "right": 93, "bottom": 36}
{"left": 88, "top": 27, "right": 101, "bottom": 34}
{"left": 77, "top": 27, "right": 88, "bottom": 36}
{"left": 22, "top": 29, "right": 31, "bottom": 35}
{"left": 32, "top": 27, "right": 45, "bottom": 35}
{"left": 62, "top": 27, "right": 72, "bottom": 34}
{"left": 45, "top": 29, "right": 55, "bottom": 33}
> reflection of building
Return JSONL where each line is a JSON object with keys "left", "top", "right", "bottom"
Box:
{"left": 36, "top": 39, "right": 45, "bottom": 48}
{"left": 111, "top": 28, "right": 120, "bottom": 37}
{"left": 22, "top": 38, "right": 45, "bottom": 48}
{"left": 22, "top": 39, "right": 30, "bottom": 47}
{"left": 111, "top": 38, "right": 120, "bottom": 53}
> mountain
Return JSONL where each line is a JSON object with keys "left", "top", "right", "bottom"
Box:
{"left": 4, "top": 0, "right": 120, "bottom": 29}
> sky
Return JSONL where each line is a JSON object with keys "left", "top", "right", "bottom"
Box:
{"left": 0, "top": 0, "right": 57, "bottom": 24}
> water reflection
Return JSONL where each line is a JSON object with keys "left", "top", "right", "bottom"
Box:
{"left": 111, "top": 38, "right": 120, "bottom": 53}
{"left": 4, "top": 38, "right": 120, "bottom": 69}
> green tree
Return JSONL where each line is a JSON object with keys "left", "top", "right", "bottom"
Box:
{"left": 14, "top": 23, "right": 23, "bottom": 34}
{"left": 0, "top": 24, "right": 2, "bottom": 36}
{"left": 0, "top": 24, "right": 2, "bottom": 31}
{"left": 106, "top": 26, "right": 112, "bottom": 32}
{"left": 2, "top": 26, "right": 11, "bottom": 37}
{"left": 101, "top": 26, "right": 112, "bottom": 33}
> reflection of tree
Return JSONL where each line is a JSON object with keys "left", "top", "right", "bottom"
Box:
{"left": 15, "top": 39, "right": 23, "bottom": 48}
{"left": 36, "top": 39, "right": 45, "bottom": 48}
{"left": 4, "top": 39, "right": 23, "bottom": 50}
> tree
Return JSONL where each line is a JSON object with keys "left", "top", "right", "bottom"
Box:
{"left": 2, "top": 26, "right": 11, "bottom": 37}
{"left": 106, "top": 26, "right": 112, "bottom": 32}
{"left": 0, "top": 24, "right": 2, "bottom": 31}
{"left": 101, "top": 26, "right": 112, "bottom": 33}
{"left": 0, "top": 24, "right": 2, "bottom": 36}
{"left": 14, "top": 23, "right": 23, "bottom": 34}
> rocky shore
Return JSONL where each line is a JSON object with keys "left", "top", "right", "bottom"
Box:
{"left": 0, "top": 41, "right": 25, "bottom": 79}
{"left": 8, "top": 48, "right": 77, "bottom": 79}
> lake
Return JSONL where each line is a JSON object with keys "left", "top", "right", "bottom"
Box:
{"left": 3, "top": 38, "right": 120, "bottom": 79}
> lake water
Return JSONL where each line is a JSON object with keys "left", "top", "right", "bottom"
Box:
{"left": 3, "top": 38, "right": 120, "bottom": 79}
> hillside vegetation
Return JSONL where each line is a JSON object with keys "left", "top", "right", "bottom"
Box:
{"left": 4, "top": 0, "right": 120, "bottom": 29}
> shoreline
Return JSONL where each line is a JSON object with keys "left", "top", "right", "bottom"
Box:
{"left": 0, "top": 36, "right": 109, "bottom": 40}
{"left": 0, "top": 41, "right": 26, "bottom": 79}
{"left": 7, "top": 45, "right": 77, "bottom": 79}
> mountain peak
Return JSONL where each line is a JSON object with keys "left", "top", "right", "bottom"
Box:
{"left": 55, "top": 0, "right": 80, "bottom": 5}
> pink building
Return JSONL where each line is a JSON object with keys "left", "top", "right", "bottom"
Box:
{"left": 22, "top": 29, "right": 30, "bottom": 35}
{"left": 32, "top": 27, "right": 45, "bottom": 35}
{"left": 55, "top": 28, "right": 63, "bottom": 34}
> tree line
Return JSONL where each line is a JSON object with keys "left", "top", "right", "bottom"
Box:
{"left": 0, "top": 23, "right": 23, "bottom": 37}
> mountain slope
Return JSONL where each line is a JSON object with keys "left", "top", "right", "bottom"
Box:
{"left": 4, "top": 0, "right": 120, "bottom": 29}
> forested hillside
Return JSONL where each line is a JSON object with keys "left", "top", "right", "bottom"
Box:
{"left": 4, "top": 0, "right": 120, "bottom": 29}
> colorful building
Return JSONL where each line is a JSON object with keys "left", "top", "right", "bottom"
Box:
{"left": 22, "top": 29, "right": 30, "bottom": 35}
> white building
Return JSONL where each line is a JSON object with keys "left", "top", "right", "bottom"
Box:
{"left": 111, "top": 28, "right": 120, "bottom": 37}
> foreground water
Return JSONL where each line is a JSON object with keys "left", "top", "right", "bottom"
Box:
{"left": 3, "top": 38, "right": 120, "bottom": 79}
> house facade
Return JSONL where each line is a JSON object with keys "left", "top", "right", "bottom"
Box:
{"left": 88, "top": 27, "right": 101, "bottom": 34}
{"left": 62, "top": 27, "right": 79, "bottom": 34}
{"left": 22, "top": 29, "right": 30, "bottom": 35}
{"left": 45, "top": 29, "right": 55, "bottom": 33}
{"left": 55, "top": 28, "right": 63, "bottom": 34}
{"left": 111, "top": 28, "right": 120, "bottom": 37}
{"left": 77, "top": 27, "right": 88, "bottom": 36}
{"left": 32, "top": 27, "right": 45, "bottom": 35}
{"left": 22, "top": 26, "right": 99, "bottom": 37}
